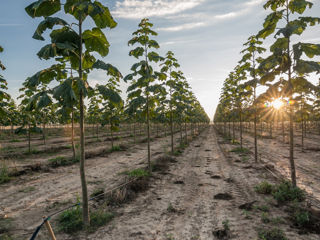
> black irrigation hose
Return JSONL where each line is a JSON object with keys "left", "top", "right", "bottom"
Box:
{"left": 28, "top": 177, "right": 138, "bottom": 240}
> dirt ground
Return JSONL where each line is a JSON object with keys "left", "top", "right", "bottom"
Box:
{"left": 74, "top": 126, "right": 318, "bottom": 239}
{"left": 1, "top": 126, "right": 320, "bottom": 240}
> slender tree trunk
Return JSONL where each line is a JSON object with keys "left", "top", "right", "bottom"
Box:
{"left": 240, "top": 108, "right": 243, "bottom": 149}
{"left": 146, "top": 94, "right": 151, "bottom": 172}
{"left": 185, "top": 120, "right": 187, "bottom": 142}
{"left": 254, "top": 87, "right": 258, "bottom": 162}
{"left": 78, "top": 18, "right": 89, "bottom": 226}
{"left": 43, "top": 123, "right": 46, "bottom": 145}
{"left": 28, "top": 124, "right": 31, "bottom": 153}
{"left": 170, "top": 103, "right": 174, "bottom": 154}
{"left": 111, "top": 124, "right": 114, "bottom": 149}
{"left": 71, "top": 107, "right": 76, "bottom": 161}
{"left": 286, "top": 3, "right": 296, "bottom": 186}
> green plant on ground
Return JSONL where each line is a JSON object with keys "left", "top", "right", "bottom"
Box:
{"left": 9, "top": 139, "right": 20, "bottom": 143}
{"left": 270, "top": 217, "right": 284, "bottom": 225}
{"left": 242, "top": 209, "right": 252, "bottom": 219}
{"left": 255, "top": 181, "right": 274, "bottom": 194}
{"left": 48, "top": 156, "right": 79, "bottom": 167}
{"left": 167, "top": 203, "right": 176, "bottom": 213}
{"left": 261, "top": 212, "right": 270, "bottom": 223}
{"left": 88, "top": 210, "right": 114, "bottom": 233}
{"left": 110, "top": 145, "right": 122, "bottom": 152}
{"left": 58, "top": 204, "right": 113, "bottom": 234}
{"left": 230, "top": 147, "right": 250, "bottom": 154}
{"left": 255, "top": 204, "right": 270, "bottom": 212}
{"left": 18, "top": 186, "right": 36, "bottom": 193}
{"left": 258, "top": 227, "right": 287, "bottom": 240}
{"left": 222, "top": 219, "right": 230, "bottom": 232}
{"left": 0, "top": 163, "right": 10, "bottom": 184}
{"left": 90, "top": 188, "right": 104, "bottom": 198}
{"left": 272, "top": 181, "right": 305, "bottom": 203}
{"left": 291, "top": 205, "right": 310, "bottom": 228}
{"left": 123, "top": 168, "right": 151, "bottom": 178}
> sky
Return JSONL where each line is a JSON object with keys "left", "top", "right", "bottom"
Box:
{"left": 0, "top": 0, "right": 320, "bottom": 120}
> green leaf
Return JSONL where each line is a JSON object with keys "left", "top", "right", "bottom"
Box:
{"left": 294, "top": 59, "right": 320, "bottom": 74}
{"left": 33, "top": 17, "right": 68, "bottom": 40}
{"left": 129, "top": 47, "right": 144, "bottom": 59}
{"left": 289, "top": 0, "right": 313, "bottom": 14}
{"left": 82, "top": 28, "right": 109, "bottom": 57}
{"left": 89, "top": 1, "right": 117, "bottom": 29}
{"left": 97, "top": 85, "right": 121, "bottom": 103}
{"left": 148, "top": 51, "right": 162, "bottom": 62}
{"left": 37, "top": 92, "right": 52, "bottom": 108}
{"left": 92, "top": 60, "right": 122, "bottom": 77}
{"left": 257, "top": 11, "right": 283, "bottom": 39}
{"left": 293, "top": 43, "right": 320, "bottom": 60}
{"left": 270, "top": 38, "right": 288, "bottom": 52}
{"left": 26, "top": 0, "right": 61, "bottom": 18}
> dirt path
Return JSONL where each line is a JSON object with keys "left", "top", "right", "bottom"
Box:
{"left": 77, "top": 126, "right": 316, "bottom": 240}
{"left": 0, "top": 130, "right": 189, "bottom": 238}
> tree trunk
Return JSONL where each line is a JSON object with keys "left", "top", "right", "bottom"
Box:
{"left": 71, "top": 107, "right": 76, "bottom": 161}
{"left": 146, "top": 94, "right": 151, "bottom": 172}
{"left": 28, "top": 124, "right": 31, "bottom": 153}
{"left": 43, "top": 123, "right": 46, "bottom": 146}
{"left": 78, "top": 18, "right": 90, "bottom": 226}
{"left": 240, "top": 108, "right": 243, "bottom": 149}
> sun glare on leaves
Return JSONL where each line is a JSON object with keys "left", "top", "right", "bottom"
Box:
{"left": 271, "top": 98, "right": 284, "bottom": 110}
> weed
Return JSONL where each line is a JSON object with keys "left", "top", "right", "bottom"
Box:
{"left": 18, "top": 186, "right": 36, "bottom": 193}
{"left": 48, "top": 156, "right": 79, "bottom": 168}
{"left": 167, "top": 203, "right": 177, "bottom": 213}
{"left": 242, "top": 210, "right": 252, "bottom": 219}
{"left": 57, "top": 204, "right": 83, "bottom": 234}
{"left": 88, "top": 210, "right": 114, "bottom": 233}
{"left": 255, "top": 205, "right": 270, "bottom": 212}
{"left": 258, "top": 227, "right": 287, "bottom": 240}
{"left": 270, "top": 217, "right": 284, "bottom": 225}
{"left": 261, "top": 212, "right": 270, "bottom": 223}
{"left": 241, "top": 156, "right": 249, "bottom": 162}
{"left": 9, "top": 139, "right": 20, "bottom": 143}
{"left": 0, "top": 163, "right": 10, "bottom": 184}
{"left": 255, "top": 181, "right": 274, "bottom": 195}
{"left": 222, "top": 219, "right": 230, "bottom": 232}
{"left": 123, "top": 168, "right": 150, "bottom": 178}
{"left": 272, "top": 181, "right": 305, "bottom": 203}
{"left": 230, "top": 147, "right": 250, "bottom": 154}
{"left": 166, "top": 233, "right": 175, "bottom": 240}
{"left": 110, "top": 145, "right": 122, "bottom": 152}
{"left": 58, "top": 204, "right": 113, "bottom": 234}
{"left": 27, "top": 148, "right": 40, "bottom": 154}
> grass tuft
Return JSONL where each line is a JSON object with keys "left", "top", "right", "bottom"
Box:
{"left": 255, "top": 181, "right": 274, "bottom": 195}
{"left": 258, "top": 227, "right": 287, "bottom": 240}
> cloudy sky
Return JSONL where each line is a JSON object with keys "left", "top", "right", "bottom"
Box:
{"left": 0, "top": 0, "right": 319, "bottom": 119}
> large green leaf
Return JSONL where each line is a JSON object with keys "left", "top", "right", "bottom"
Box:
{"left": 89, "top": 1, "right": 117, "bottom": 29}
{"left": 270, "top": 38, "right": 288, "bottom": 52}
{"left": 129, "top": 47, "right": 144, "bottom": 59}
{"left": 82, "top": 28, "right": 109, "bottom": 57}
{"left": 294, "top": 59, "right": 320, "bottom": 74}
{"left": 293, "top": 43, "right": 320, "bottom": 60}
{"left": 25, "top": 0, "right": 61, "bottom": 18}
{"left": 257, "top": 11, "right": 284, "bottom": 39}
{"left": 289, "top": 0, "right": 313, "bottom": 14}
{"left": 97, "top": 85, "right": 121, "bottom": 103}
{"left": 33, "top": 17, "right": 68, "bottom": 40}
{"left": 92, "top": 60, "right": 122, "bottom": 77}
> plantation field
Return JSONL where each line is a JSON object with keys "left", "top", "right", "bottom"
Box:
{"left": 1, "top": 125, "right": 320, "bottom": 239}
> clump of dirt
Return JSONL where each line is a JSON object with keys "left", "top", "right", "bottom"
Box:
{"left": 106, "top": 177, "right": 150, "bottom": 206}
{"left": 152, "top": 155, "right": 175, "bottom": 173}
{"left": 211, "top": 175, "right": 222, "bottom": 179}
{"left": 239, "top": 201, "right": 257, "bottom": 211}
{"left": 213, "top": 228, "right": 228, "bottom": 239}
{"left": 214, "top": 193, "right": 233, "bottom": 200}
{"left": 173, "top": 180, "right": 184, "bottom": 185}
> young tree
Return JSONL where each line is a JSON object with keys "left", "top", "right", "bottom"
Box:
{"left": 239, "top": 36, "right": 266, "bottom": 162}
{"left": 25, "top": 0, "right": 120, "bottom": 225}
{"left": 257, "top": 0, "right": 320, "bottom": 186}
{"left": 124, "top": 18, "right": 165, "bottom": 172}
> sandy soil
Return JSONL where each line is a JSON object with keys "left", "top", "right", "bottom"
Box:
{"left": 69, "top": 126, "right": 318, "bottom": 240}
{"left": 0, "top": 129, "right": 189, "bottom": 239}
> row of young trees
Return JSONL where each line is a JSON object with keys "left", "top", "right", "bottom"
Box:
{"left": 0, "top": 0, "right": 209, "bottom": 227}
{"left": 214, "top": 0, "right": 320, "bottom": 187}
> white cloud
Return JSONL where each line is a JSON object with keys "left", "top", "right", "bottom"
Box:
{"left": 157, "top": 22, "right": 205, "bottom": 32}
{"left": 113, "top": 0, "right": 205, "bottom": 19}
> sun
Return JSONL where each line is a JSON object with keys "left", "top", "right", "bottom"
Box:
{"left": 271, "top": 98, "right": 283, "bottom": 110}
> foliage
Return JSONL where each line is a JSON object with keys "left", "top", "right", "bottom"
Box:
{"left": 0, "top": 163, "right": 10, "bottom": 184}
{"left": 255, "top": 181, "right": 274, "bottom": 194}
{"left": 272, "top": 181, "right": 305, "bottom": 203}
{"left": 258, "top": 227, "right": 287, "bottom": 240}
{"left": 123, "top": 168, "right": 151, "bottom": 178}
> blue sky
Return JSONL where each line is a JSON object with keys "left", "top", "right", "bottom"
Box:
{"left": 0, "top": 0, "right": 319, "bottom": 119}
